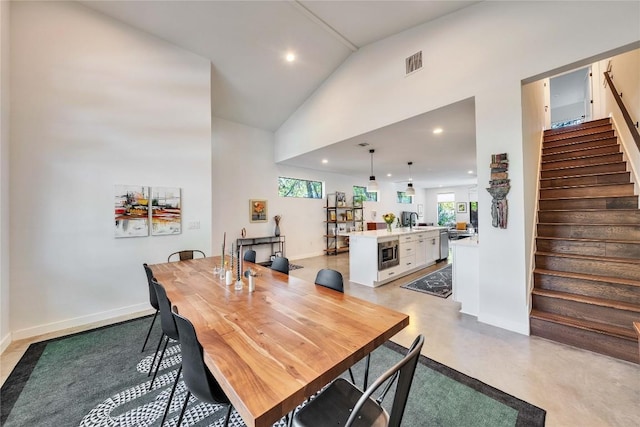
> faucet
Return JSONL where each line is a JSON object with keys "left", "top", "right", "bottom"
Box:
{"left": 409, "top": 212, "right": 419, "bottom": 230}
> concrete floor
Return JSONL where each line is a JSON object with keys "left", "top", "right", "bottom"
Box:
{"left": 2, "top": 253, "right": 639, "bottom": 426}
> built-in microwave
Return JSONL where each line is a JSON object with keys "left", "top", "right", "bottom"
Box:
{"left": 378, "top": 239, "right": 400, "bottom": 270}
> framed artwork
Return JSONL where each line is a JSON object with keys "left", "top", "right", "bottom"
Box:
{"left": 114, "top": 185, "right": 149, "bottom": 238}
{"left": 457, "top": 202, "right": 467, "bottom": 213}
{"left": 250, "top": 199, "right": 268, "bottom": 222}
{"left": 346, "top": 210, "right": 353, "bottom": 221}
{"left": 336, "top": 191, "right": 346, "bottom": 207}
{"left": 151, "top": 187, "right": 181, "bottom": 235}
{"left": 329, "top": 210, "right": 337, "bottom": 221}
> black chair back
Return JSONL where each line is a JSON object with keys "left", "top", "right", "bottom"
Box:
{"left": 143, "top": 263, "right": 159, "bottom": 310}
{"left": 168, "top": 249, "right": 206, "bottom": 262}
{"left": 172, "top": 311, "right": 230, "bottom": 405}
{"left": 152, "top": 281, "right": 179, "bottom": 341}
{"left": 314, "top": 269, "right": 344, "bottom": 292}
{"left": 243, "top": 249, "right": 257, "bottom": 263}
{"left": 270, "top": 256, "right": 289, "bottom": 275}
{"left": 348, "top": 334, "right": 425, "bottom": 427}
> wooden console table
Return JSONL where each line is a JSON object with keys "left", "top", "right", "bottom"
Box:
{"left": 236, "top": 235, "right": 285, "bottom": 263}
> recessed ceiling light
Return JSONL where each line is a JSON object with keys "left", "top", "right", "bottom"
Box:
{"left": 322, "top": 159, "right": 328, "bottom": 164}
{"left": 387, "top": 173, "right": 392, "bottom": 177}
{"left": 433, "top": 128, "right": 443, "bottom": 134}
{"left": 468, "top": 170, "right": 474, "bottom": 174}
{"left": 286, "top": 53, "right": 296, "bottom": 62}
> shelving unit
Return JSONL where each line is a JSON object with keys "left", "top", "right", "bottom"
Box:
{"left": 324, "top": 193, "right": 364, "bottom": 255}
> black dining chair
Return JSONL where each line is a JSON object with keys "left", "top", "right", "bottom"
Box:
{"left": 292, "top": 334, "right": 425, "bottom": 427}
{"left": 172, "top": 310, "right": 235, "bottom": 427}
{"left": 167, "top": 250, "right": 206, "bottom": 262}
{"left": 314, "top": 269, "right": 359, "bottom": 386}
{"left": 243, "top": 249, "right": 257, "bottom": 263}
{"left": 141, "top": 263, "right": 160, "bottom": 352}
{"left": 148, "top": 280, "right": 180, "bottom": 393}
{"left": 270, "top": 256, "right": 289, "bottom": 275}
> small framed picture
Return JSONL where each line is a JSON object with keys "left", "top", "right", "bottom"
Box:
{"left": 329, "top": 210, "right": 336, "bottom": 221}
{"left": 346, "top": 210, "right": 353, "bottom": 221}
{"left": 250, "top": 199, "right": 268, "bottom": 222}
{"left": 457, "top": 202, "right": 467, "bottom": 213}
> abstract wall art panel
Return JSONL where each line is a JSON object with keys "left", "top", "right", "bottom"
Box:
{"left": 114, "top": 185, "right": 150, "bottom": 238}
{"left": 151, "top": 187, "right": 182, "bottom": 235}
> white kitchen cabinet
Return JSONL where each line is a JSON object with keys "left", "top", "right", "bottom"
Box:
{"left": 348, "top": 226, "right": 447, "bottom": 287}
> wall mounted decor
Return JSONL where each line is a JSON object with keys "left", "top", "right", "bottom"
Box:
{"left": 151, "top": 187, "right": 181, "bottom": 235}
{"left": 250, "top": 199, "right": 268, "bottom": 222}
{"left": 456, "top": 202, "right": 467, "bottom": 213}
{"left": 114, "top": 185, "right": 149, "bottom": 238}
{"left": 486, "top": 153, "right": 510, "bottom": 228}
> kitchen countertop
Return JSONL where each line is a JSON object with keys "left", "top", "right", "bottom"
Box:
{"left": 346, "top": 226, "right": 447, "bottom": 238}
{"left": 450, "top": 235, "right": 479, "bottom": 246}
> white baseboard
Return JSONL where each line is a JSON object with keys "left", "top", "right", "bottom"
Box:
{"left": 478, "top": 312, "right": 530, "bottom": 336}
{"left": 0, "top": 331, "right": 11, "bottom": 354}
{"left": 10, "top": 304, "right": 154, "bottom": 342}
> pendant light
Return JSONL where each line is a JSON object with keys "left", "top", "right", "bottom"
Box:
{"left": 405, "top": 161, "right": 415, "bottom": 197}
{"left": 367, "top": 149, "right": 379, "bottom": 192}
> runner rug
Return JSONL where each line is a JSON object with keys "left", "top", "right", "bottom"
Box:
{"left": 1, "top": 316, "right": 545, "bottom": 426}
{"left": 401, "top": 264, "right": 453, "bottom": 298}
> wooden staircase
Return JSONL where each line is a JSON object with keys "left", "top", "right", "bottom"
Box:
{"left": 530, "top": 118, "right": 640, "bottom": 364}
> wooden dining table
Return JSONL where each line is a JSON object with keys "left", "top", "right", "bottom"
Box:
{"left": 150, "top": 256, "right": 409, "bottom": 427}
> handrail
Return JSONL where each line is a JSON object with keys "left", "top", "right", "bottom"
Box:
{"left": 604, "top": 71, "right": 640, "bottom": 151}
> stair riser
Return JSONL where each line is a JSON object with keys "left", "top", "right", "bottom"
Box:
{"left": 538, "top": 210, "right": 640, "bottom": 224}
{"left": 530, "top": 317, "right": 638, "bottom": 364}
{"left": 534, "top": 273, "right": 640, "bottom": 304}
{"left": 541, "top": 153, "right": 623, "bottom": 170}
{"left": 537, "top": 224, "right": 640, "bottom": 241}
{"left": 532, "top": 295, "right": 638, "bottom": 330}
{"left": 540, "top": 162, "right": 627, "bottom": 179}
{"left": 540, "top": 172, "right": 630, "bottom": 188}
{"left": 544, "top": 123, "right": 613, "bottom": 141}
{"left": 543, "top": 131, "right": 616, "bottom": 149}
{"left": 539, "top": 196, "right": 638, "bottom": 210}
{"left": 536, "top": 239, "right": 640, "bottom": 259}
{"left": 539, "top": 184, "right": 634, "bottom": 199}
{"left": 542, "top": 144, "right": 619, "bottom": 162}
{"left": 535, "top": 255, "right": 640, "bottom": 281}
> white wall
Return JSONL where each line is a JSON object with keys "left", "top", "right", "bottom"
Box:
{"left": 424, "top": 186, "right": 476, "bottom": 227}
{"left": 1, "top": 0, "right": 11, "bottom": 352}
{"left": 275, "top": 1, "right": 640, "bottom": 334}
{"left": 211, "top": 117, "right": 431, "bottom": 262}
{"left": 600, "top": 49, "right": 640, "bottom": 196}
{"left": 9, "top": 1, "right": 212, "bottom": 339}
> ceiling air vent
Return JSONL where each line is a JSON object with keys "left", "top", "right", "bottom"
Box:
{"left": 405, "top": 51, "right": 422, "bottom": 75}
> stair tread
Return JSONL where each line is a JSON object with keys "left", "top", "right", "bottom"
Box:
{"left": 541, "top": 153, "right": 622, "bottom": 165}
{"left": 536, "top": 236, "right": 638, "bottom": 244}
{"left": 539, "top": 171, "right": 629, "bottom": 181}
{"left": 536, "top": 250, "right": 640, "bottom": 264}
{"left": 538, "top": 195, "right": 638, "bottom": 202}
{"left": 532, "top": 288, "right": 640, "bottom": 313}
{"left": 540, "top": 182, "right": 632, "bottom": 190}
{"left": 530, "top": 309, "right": 637, "bottom": 340}
{"left": 538, "top": 222, "right": 640, "bottom": 227}
{"left": 533, "top": 268, "right": 640, "bottom": 288}
{"left": 542, "top": 142, "right": 619, "bottom": 156}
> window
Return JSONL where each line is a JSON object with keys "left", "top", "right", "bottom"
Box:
{"left": 278, "top": 177, "right": 323, "bottom": 199}
{"left": 437, "top": 193, "right": 455, "bottom": 226}
{"left": 353, "top": 186, "right": 377, "bottom": 202}
{"left": 396, "top": 191, "right": 412, "bottom": 204}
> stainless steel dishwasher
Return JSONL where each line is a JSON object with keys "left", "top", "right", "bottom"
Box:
{"left": 438, "top": 228, "right": 449, "bottom": 261}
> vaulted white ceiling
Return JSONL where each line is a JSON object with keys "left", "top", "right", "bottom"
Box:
{"left": 78, "top": 0, "right": 483, "bottom": 188}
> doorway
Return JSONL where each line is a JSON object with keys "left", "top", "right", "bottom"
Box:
{"left": 549, "top": 66, "right": 592, "bottom": 128}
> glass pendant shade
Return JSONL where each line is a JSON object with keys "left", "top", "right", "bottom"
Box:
{"left": 405, "top": 161, "right": 415, "bottom": 196}
{"left": 406, "top": 182, "right": 415, "bottom": 196}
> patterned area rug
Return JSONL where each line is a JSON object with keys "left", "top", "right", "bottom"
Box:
{"left": 401, "top": 264, "right": 452, "bottom": 298}
{"left": 2, "top": 314, "right": 546, "bottom": 427}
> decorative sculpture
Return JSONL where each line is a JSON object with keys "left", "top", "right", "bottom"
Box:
{"left": 486, "top": 153, "right": 510, "bottom": 229}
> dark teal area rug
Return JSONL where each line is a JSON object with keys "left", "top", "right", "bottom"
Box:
{"left": 1, "top": 316, "right": 545, "bottom": 426}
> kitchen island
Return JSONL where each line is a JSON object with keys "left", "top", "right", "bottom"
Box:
{"left": 348, "top": 227, "right": 445, "bottom": 287}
